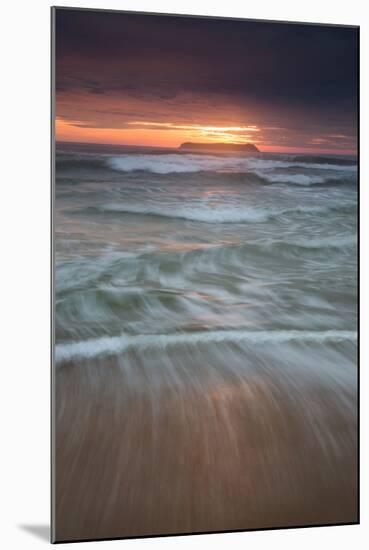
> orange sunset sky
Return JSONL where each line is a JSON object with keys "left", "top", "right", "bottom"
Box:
{"left": 55, "top": 10, "right": 358, "bottom": 155}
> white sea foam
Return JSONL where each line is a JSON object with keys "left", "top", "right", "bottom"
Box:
{"left": 99, "top": 202, "right": 349, "bottom": 224}
{"left": 55, "top": 329, "right": 357, "bottom": 364}
{"left": 100, "top": 202, "right": 273, "bottom": 223}
{"left": 106, "top": 154, "right": 357, "bottom": 177}
{"left": 259, "top": 173, "right": 330, "bottom": 185}
{"left": 108, "top": 155, "right": 216, "bottom": 174}
{"left": 249, "top": 159, "right": 356, "bottom": 172}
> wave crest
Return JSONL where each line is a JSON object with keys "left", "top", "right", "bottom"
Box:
{"left": 100, "top": 203, "right": 272, "bottom": 223}
{"left": 96, "top": 202, "right": 355, "bottom": 224}
{"left": 56, "top": 329, "right": 357, "bottom": 364}
{"left": 106, "top": 154, "right": 357, "bottom": 181}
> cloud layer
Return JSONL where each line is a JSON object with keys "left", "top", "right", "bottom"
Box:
{"left": 55, "top": 9, "right": 358, "bottom": 153}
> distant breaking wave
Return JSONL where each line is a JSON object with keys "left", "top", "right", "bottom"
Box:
{"left": 260, "top": 173, "right": 334, "bottom": 185}
{"left": 100, "top": 203, "right": 273, "bottom": 223}
{"left": 55, "top": 151, "right": 358, "bottom": 186}
{"left": 106, "top": 154, "right": 357, "bottom": 180}
{"left": 98, "top": 202, "right": 356, "bottom": 224}
{"left": 55, "top": 329, "right": 357, "bottom": 364}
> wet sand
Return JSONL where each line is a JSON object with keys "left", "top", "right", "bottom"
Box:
{"left": 53, "top": 344, "right": 357, "bottom": 542}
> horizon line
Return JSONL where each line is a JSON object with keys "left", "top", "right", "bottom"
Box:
{"left": 55, "top": 139, "right": 358, "bottom": 157}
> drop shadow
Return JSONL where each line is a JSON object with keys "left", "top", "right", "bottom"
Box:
{"left": 19, "top": 524, "right": 50, "bottom": 543}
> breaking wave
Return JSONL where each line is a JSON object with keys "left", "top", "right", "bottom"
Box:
{"left": 106, "top": 154, "right": 357, "bottom": 179}
{"left": 99, "top": 203, "right": 273, "bottom": 223}
{"left": 55, "top": 329, "right": 357, "bottom": 364}
{"left": 96, "top": 202, "right": 355, "bottom": 224}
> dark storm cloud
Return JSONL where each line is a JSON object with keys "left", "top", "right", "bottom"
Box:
{"left": 55, "top": 8, "right": 358, "bottom": 109}
{"left": 55, "top": 8, "right": 358, "bottom": 152}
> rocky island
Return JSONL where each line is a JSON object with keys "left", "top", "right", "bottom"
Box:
{"left": 179, "top": 142, "right": 259, "bottom": 153}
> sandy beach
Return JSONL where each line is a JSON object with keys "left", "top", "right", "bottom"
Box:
{"left": 54, "top": 340, "right": 357, "bottom": 541}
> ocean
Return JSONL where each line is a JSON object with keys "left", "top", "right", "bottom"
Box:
{"left": 54, "top": 141, "right": 358, "bottom": 540}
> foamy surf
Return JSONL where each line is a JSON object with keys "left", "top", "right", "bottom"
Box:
{"left": 55, "top": 329, "right": 357, "bottom": 364}
{"left": 106, "top": 154, "right": 357, "bottom": 175}
{"left": 55, "top": 144, "right": 357, "bottom": 384}
{"left": 259, "top": 173, "right": 336, "bottom": 185}
{"left": 98, "top": 202, "right": 354, "bottom": 224}
{"left": 100, "top": 203, "right": 273, "bottom": 223}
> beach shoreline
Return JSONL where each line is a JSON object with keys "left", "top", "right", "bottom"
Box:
{"left": 54, "top": 343, "right": 357, "bottom": 541}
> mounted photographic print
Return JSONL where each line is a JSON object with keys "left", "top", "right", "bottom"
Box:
{"left": 51, "top": 7, "right": 359, "bottom": 543}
